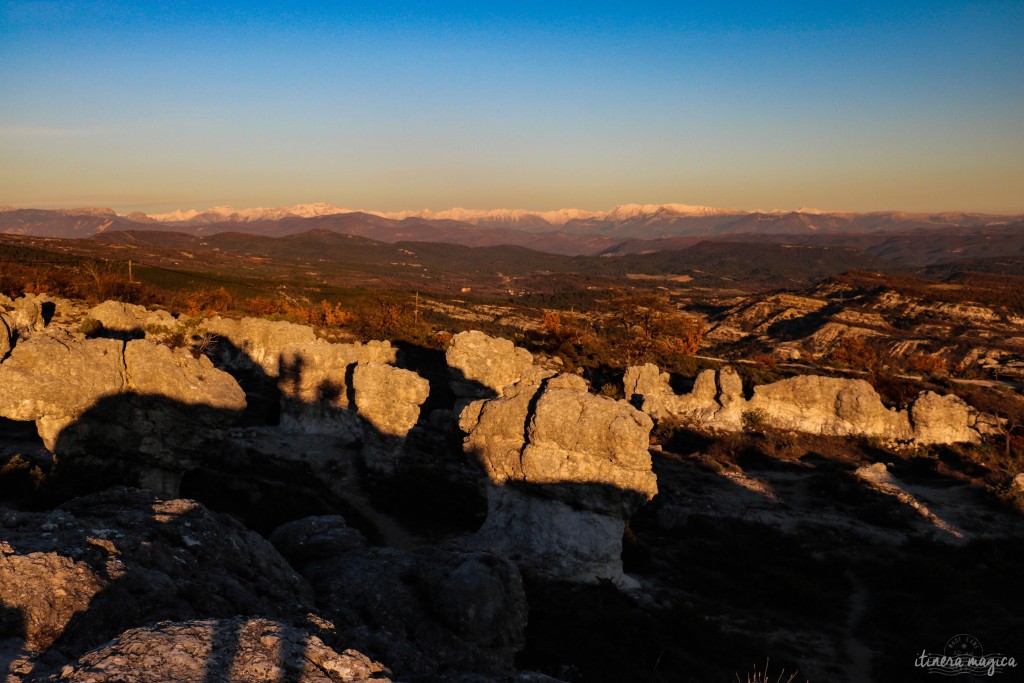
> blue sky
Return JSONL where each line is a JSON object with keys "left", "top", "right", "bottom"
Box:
{"left": 1, "top": 1, "right": 1022, "bottom": 213}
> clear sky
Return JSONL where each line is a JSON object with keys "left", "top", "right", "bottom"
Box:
{"left": 1, "top": 1, "right": 1022, "bottom": 214}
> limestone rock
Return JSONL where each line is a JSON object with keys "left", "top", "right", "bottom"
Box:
{"left": 446, "top": 331, "right": 534, "bottom": 398}
{"left": 302, "top": 544, "right": 527, "bottom": 680}
{"left": 627, "top": 362, "right": 981, "bottom": 445}
{"left": 352, "top": 362, "right": 430, "bottom": 473}
{"left": 462, "top": 372, "right": 656, "bottom": 583}
{"left": 11, "top": 295, "right": 46, "bottom": 333}
{"left": 204, "top": 316, "right": 319, "bottom": 375}
{"left": 0, "top": 334, "right": 125, "bottom": 447}
{"left": 0, "top": 312, "right": 14, "bottom": 360}
{"left": 124, "top": 340, "right": 246, "bottom": 412}
{"left": 87, "top": 300, "right": 177, "bottom": 336}
{"left": 0, "top": 488, "right": 314, "bottom": 660}
{"left": 43, "top": 617, "right": 391, "bottom": 683}
{"left": 911, "top": 391, "right": 979, "bottom": 444}
{"left": 622, "top": 363, "right": 671, "bottom": 408}
{"left": 0, "top": 333, "right": 245, "bottom": 491}
{"left": 746, "top": 375, "right": 913, "bottom": 439}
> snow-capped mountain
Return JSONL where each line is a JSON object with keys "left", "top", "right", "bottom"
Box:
{"left": 146, "top": 202, "right": 352, "bottom": 224}
{"left": 140, "top": 202, "right": 745, "bottom": 228}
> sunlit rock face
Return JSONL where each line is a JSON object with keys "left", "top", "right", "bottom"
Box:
{"left": 446, "top": 330, "right": 535, "bottom": 399}
{"left": 351, "top": 361, "right": 430, "bottom": 473}
{"left": 47, "top": 617, "right": 392, "bottom": 683}
{"left": 625, "top": 362, "right": 986, "bottom": 445}
{"left": 460, "top": 371, "right": 656, "bottom": 585}
{"left": 0, "top": 332, "right": 245, "bottom": 496}
{"left": 205, "top": 315, "right": 397, "bottom": 437}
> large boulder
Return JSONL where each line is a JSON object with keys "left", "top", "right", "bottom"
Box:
{"left": 0, "top": 488, "right": 314, "bottom": 662}
{"left": 41, "top": 617, "right": 391, "bottom": 683}
{"left": 0, "top": 333, "right": 126, "bottom": 448}
{"left": 87, "top": 300, "right": 177, "bottom": 337}
{"left": 277, "top": 516, "right": 527, "bottom": 681}
{"left": 351, "top": 362, "right": 430, "bottom": 473}
{"left": 911, "top": 391, "right": 980, "bottom": 444}
{"left": 11, "top": 295, "right": 47, "bottom": 333}
{"left": 460, "top": 372, "right": 656, "bottom": 583}
{"left": 0, "top": 333, "right": 245, "bottom": 494}
{"left": 446, "top": 331, "right": 534, "bottom": 398}
{"left": 746, "top": 375, "right": 913, "bottom": 439}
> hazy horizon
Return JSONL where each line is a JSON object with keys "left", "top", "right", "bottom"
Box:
{"left": 2, "top": 1, "right": 1022, "bottom": 214}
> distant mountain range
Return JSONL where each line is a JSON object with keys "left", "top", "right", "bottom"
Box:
{"left": 2, "top": 202, "right": 1022, "bottom": 257}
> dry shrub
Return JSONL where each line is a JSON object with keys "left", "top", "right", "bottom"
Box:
{"left": 905, "top": 352, "right": 948, "bottom": 375}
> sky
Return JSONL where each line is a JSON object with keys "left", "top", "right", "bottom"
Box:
{"left": 1, "top": 1, "right": 1022, "bottom": 214}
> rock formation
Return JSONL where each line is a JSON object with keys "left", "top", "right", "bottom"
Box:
{"left": 274, "top": 516, "right": 527, "bottom": 680}
{"left": 625, "top": 362, "right": 987, "bottom": 444}
{"left": 87, "top": 300, "right": 176, "bottom": 337}
{"left": 460, "top": 371, "right": 656, "bottom": 584}
{"left": 0, "top": 488, "right": 313, "bottom": 662}
{"left": 0, "top": 332, "right": 245, "bottom": 494}
{"left": 351, "top": 362, "right": 430, "bottom": 473}
{"left": 45, "top": 617, "right": 392, "bottom": 683}
{"left": 624, "top": 364, "right": 745, "bottom": 430}
{"left": 446, "top": 330, "right": 535, "bottom": 398}
{"left": 205, "top": 316, "right": 398, "bottom": 436}
{"left": 746, "top": 375, "right": 913, "bottom": 439}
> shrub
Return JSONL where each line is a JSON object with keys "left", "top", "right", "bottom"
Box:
{"left": 78, "top": 318, "right": 102, "bottom": 337}
{"left": 742, "top": 408, "right": 770, "bottom": 432}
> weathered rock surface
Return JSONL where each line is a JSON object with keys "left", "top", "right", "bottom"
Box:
{"left": 460, "top": 372, "right": 656, "bottom": 583}
{"left": 446, "top": 331, "right": 534, "bottom": 398}
{"left": 911, "top": 391, "right": 979, "bottom": 444}
{"left": 11, "top": 295, "right": 47, "bottom": 333}
{"left": 0, "top": 333, "right": 125, "bottom": 449}
{"left": 625, "top": 363, "right": 984, "bottom": 444}
{"left": 626, "top": 364, "right": 745, "bottom": 430}
{"left": 0, "top": 333, "right": 246, "bottom": 491}
{"left": 0, "top": 488, "right": 314, "bottom": 662}
{"left": 87, "top": 300, "right": 176, "bottom": 336}
{"left": 0, "top": 312, "right": 13, "bottom": 360}
{"left": 207, "top": 316, "right": 398, "bottom": 435}
{"left": 746, "top": 375, "right": 913, "bottom": 439}
{"left": 352, "top": 362, "right": 430, "bottom": 472}
{"left": 294, "top": 539, "right": 527, "bottom": 679}
{"left": 40, "top": 617, "right": 391, "bottom": 683}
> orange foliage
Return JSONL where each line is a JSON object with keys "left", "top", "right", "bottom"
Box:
{"left": 905, "top": 352, "right": 948, "bottom": 375}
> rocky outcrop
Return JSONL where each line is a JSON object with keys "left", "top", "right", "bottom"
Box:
{"left": 460, "top": 372, "right": 656, "bottom": 584}
{"left": 206, "top": 315, "right": 398, "bottom": 436}
{"left": 446, "top": 330, "right": 534, "bottom": 398}
{"left": 275, "top": 516, "right": 527, "bottom": 681}
{"left": 910, "top": 391, "right": 979, "bottom": 444}
{"left": 625, "top": 364, "right": 745, "bottom": 430}
{"left": 0, "top": 333, "right": 126, "bottom": 449}
{"left": 11, "top": 295, "right": 48, "bottom": 333}
{"left": 0, "top": 488, "right": 313, "bottom": 661}
{"left": 0, "top": 333, "right": 245, "bottom": 493}
{"left": 746, "top": 375, "right": 913, "bottom": 439}
{"left": 87, "top": 300, "right": 176, "bottom": 337}
{"left": 351, "top": 362, "right": 430, "bottom": 473}
{"left": 626, "top": 363, "right": 984, "bottom": 444}
{"left": 44, "top": 617, "right": 392, "bottom": 683}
